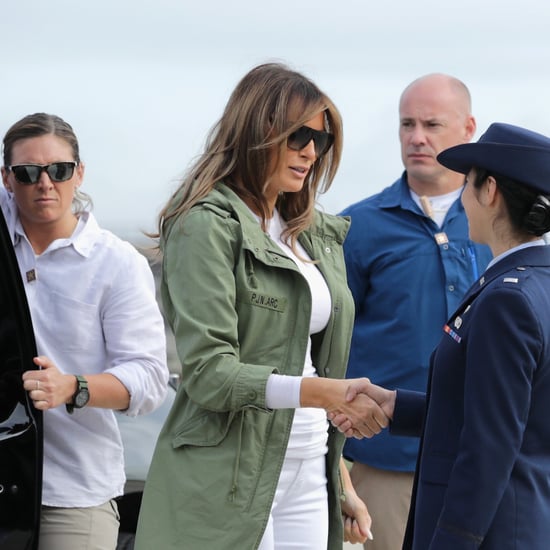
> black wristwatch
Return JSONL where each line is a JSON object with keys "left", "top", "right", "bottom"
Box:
{"left": 66, "top": 375, "right": 90, "bottom": 414}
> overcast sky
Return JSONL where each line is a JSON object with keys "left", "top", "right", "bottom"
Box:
{"left": 2, "top": 0, "right": 550, "bottom": 242}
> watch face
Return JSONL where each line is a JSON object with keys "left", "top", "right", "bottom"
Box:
{"left": 75, "top": 390, "right": 90, "bottom": 408}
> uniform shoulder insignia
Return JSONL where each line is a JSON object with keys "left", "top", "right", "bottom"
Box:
{"left": 503, "top": 277, "right": 519, "bottom": 283}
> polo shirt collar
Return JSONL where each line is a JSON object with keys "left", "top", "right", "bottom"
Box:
{"left": 13, "top": 210, "right": 100, "bottom": 258}
{"left": 379, "top": 172, "right": 465, "bottom": 222}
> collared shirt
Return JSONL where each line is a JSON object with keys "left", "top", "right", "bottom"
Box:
{"left": 341, "top": 174, "right": 492, "bottom": 471}
{"left": 0, "top": 188, "right": 168, "bottom": 506}
{"left": 487, "top": 239, "right": 546, "bottom": 269}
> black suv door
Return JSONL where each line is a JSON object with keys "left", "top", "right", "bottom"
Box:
{"left": 0, "top": 207, "right": 42, "bottom": 549}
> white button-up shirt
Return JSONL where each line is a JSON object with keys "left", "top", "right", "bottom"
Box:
{"left": 0, "top": 188, "right": 169, "bottom": 507}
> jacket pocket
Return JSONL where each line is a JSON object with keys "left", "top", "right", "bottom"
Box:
{"left": 171, "top": 410, "right": 234, "bottom": 448}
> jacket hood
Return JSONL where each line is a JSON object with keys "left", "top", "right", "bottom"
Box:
{"left": 194, "top": 182, "right": 351, "bottom": 244}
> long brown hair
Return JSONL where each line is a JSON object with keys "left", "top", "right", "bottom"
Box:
{"left": 157, "top": 62, "right": 343, "bottom": 250}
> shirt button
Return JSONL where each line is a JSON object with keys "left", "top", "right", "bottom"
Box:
{"left": 443, "top": 244, "right": 449, "bottom": 250}
{"left": 325, "top": 247, "right": 331, "bottom": 253}
{"left": 448, "top": 285, "right": 455, "bottom": 292}
{"left": 247, "top": 391, "right": 257, "bottom": 400}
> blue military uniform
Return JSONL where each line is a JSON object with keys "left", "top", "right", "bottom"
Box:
{"left": 393, "top": 245, "right": 550, "bottom": 549}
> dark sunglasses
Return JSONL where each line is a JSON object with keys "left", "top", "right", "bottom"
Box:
{"left": 287, "top": 126, "right": 334, "bottom": 158}
{"left": 8, "top": 162, "right": 78, "bottom": 185}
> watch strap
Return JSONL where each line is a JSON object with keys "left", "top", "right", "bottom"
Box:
{"left": 66, "top": 375, "right": 89, "bottom": 414}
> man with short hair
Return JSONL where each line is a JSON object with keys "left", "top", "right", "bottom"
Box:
{"left": 341, "top": 73, "right": 493, "bottom": 550}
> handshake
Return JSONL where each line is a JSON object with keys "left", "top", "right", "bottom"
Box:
{"left": 302, "top": 377, "right": 396, "bottom": 439}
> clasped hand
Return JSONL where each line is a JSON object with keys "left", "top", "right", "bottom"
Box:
{"left": 327, "top": 378, "right": 396, "bottom": 439}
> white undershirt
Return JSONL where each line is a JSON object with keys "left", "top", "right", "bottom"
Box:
{"left": 256, "top": 209, "right": 332, "bottom": 458}
{"left": 410, "top": 187, "right": 463, "bottom": 227}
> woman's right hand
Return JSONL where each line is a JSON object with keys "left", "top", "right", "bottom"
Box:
{"left": 300, "top": 377, "right": 390, "bottom": 438}
{"left": 328, "top": 379, "right": 396, "bottom": 438}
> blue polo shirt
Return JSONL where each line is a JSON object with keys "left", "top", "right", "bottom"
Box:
{"left": 341, "top": 174, "right": 492, "bottom": 471}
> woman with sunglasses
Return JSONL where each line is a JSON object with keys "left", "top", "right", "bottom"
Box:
{"left": 134, "top": 63, "right": 384, "bottom": 550}
{"left": 0, "top": 113, "right": 169, "bottom": 550}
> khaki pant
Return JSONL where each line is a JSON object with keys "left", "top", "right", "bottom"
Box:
{"left": 39, "top": 499, "right": 120, "bottom": 550}
{"left": 350, "top": 462, "right": 414, "bottom": 550}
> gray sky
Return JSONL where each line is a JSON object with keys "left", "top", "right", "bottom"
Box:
{"left": 2, "top": 0, "right": 550, "bottom": 242}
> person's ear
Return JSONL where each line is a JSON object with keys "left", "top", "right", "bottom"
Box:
{"left": 1, "top": 167, "right": 13, "bottom": 192}
{"left": 482, "top": 175, "right": 499, "bottom": 207}
{"left": 465, "top": 115, "right": 476, "bottom": 142}
{"left": 74, "top": 161, "right": 85, "bottom": 189}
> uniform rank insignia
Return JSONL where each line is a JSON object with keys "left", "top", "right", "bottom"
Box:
{"left": 444, "top": 324, "right": 462, "bottom": 343}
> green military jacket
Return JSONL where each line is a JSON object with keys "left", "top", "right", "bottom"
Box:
{"left": 135, "top": 183, "right": 354, "bottom": 550}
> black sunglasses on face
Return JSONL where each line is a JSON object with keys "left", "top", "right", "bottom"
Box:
{"left": 287, "top": 126, "right": 334, "bottom": 158}
{"left": 8, "top": 162, "right": 78, "bottom": 185}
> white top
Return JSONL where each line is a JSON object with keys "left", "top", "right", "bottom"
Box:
{"left": 0, "top": 188, "right": 169, "bottom": 507}
{"left": 410, "top": 187, "right": 463, "bottom": 227}
{"left": 262, "top": 209, "right": 332, "bottom": 459}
